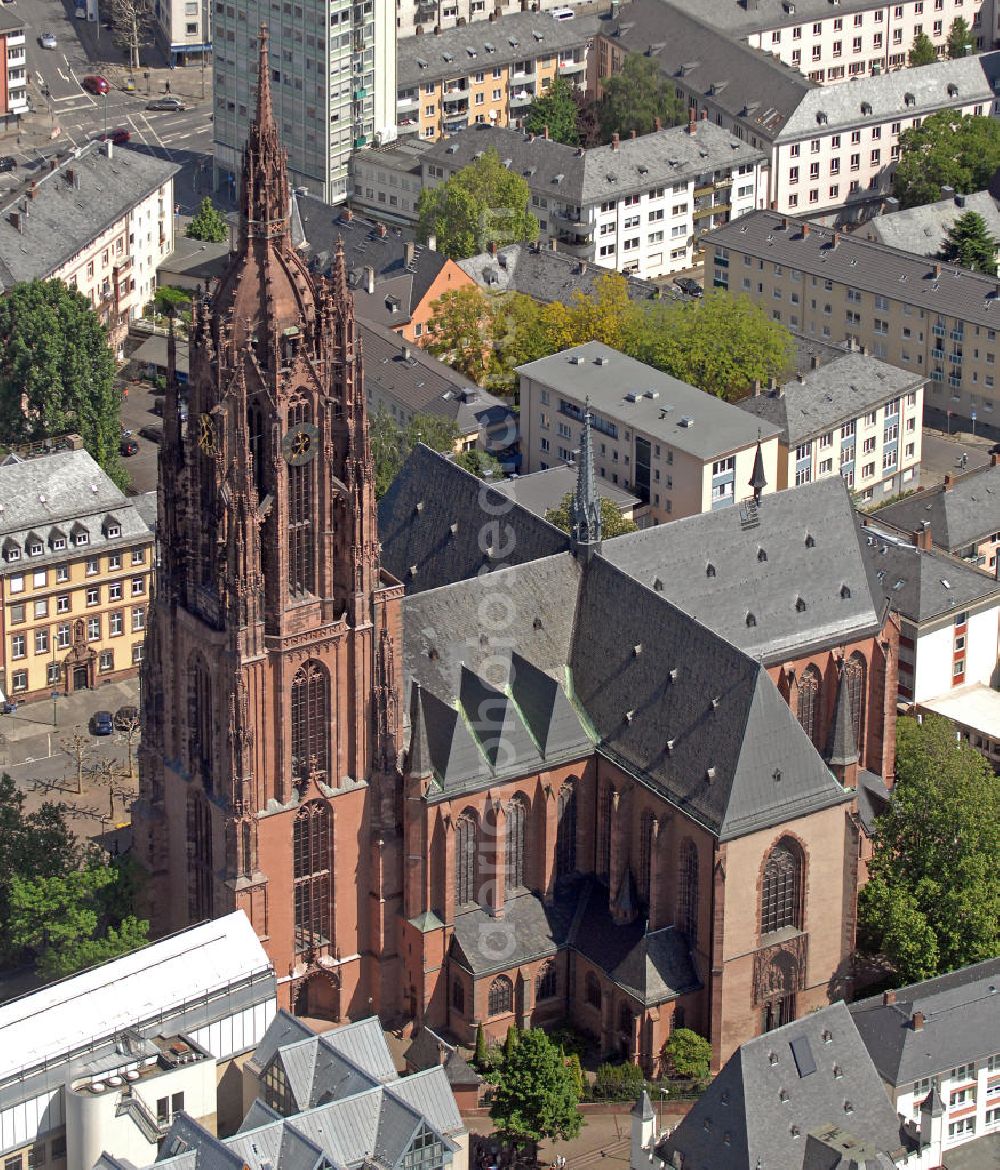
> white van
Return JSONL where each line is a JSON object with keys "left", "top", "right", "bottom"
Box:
{"left": 551, "top": 7, "right": 575, "bottom": 18}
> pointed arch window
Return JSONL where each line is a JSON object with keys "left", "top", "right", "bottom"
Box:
{"left": 506, "top": 795, "right": 528, "bottom": 893}
{"left": 287, "top": 401, "right": 317, "bottom": 596}
{"left": 761, "top": 838, "right": 804, "bottom": 936}
{"left": 638, "top": 811, "right": 655, "bottom": 904}
{"left": 556, "top": 780, "right": 577, "bottom": 878}
{"left": 293, "top": 800, "right": 332, "bottom": 953}
{"left": 585, "top": 971, "right": 602, "bottom": 1010}
{"left": 598, "top": 783, "right": 614, "bottom": 881}
{"left": 291, "top": 660, "right": 330, "bottom": 786}
{"left": 676, "top": 838, "right": 699, "bottom": 945}
{"left": 248, "top": 399, "right": 266, "bottom": 505}
{"left": 242, "top": 820, "right": 253, "bottom": 880}
{"left": 455, "top": 810, "right": 479, "bottom": 908}
{"left": 488, "top": 975, "right": 513, "bottom": 1017}
{"left": 536, "top": 960, "right": 557, "bottom": 1001}
{"left": 188, "top": 654, "right": 214, "bottom": 792}
{"left": 843, "top": 652, "right": 867, "bottom": 755}
{"left": 796, "top": 664, "right": 822, "bottom": 749}
{"left": 187, "top": 791, "right": 213, "bottom": 922}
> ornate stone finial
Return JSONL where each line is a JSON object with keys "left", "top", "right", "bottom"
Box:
{"left": 569, "top": 397, "right": 602, "bottom": 561}
{"left": 256, "top": 24, "right": 273, "bottom": 130}
{"left": 827, "top": 657, "right": 859, "bottom": 771}
{"left": 750, "top": 427, "right": 767, "bottom": 506}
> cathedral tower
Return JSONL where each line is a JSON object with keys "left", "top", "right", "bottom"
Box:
{"left": 133, "top": 27, "right": 404, "bottom": 1019}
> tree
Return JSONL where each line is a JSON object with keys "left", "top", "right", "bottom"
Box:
{"left": 947, "top": 15, "right": 973, "bottom": 58}
{"left": 60, "top": 729, "right": 96, "bottom": 796}
{"left": 524, "top": 76, "right": 580, "bottom": 145}
{"left": 153, "top": 285, "right": 192, "bottom": 316}
{"left": 662, "top": 1028, "right": 712, "bottom": 1082}
{"left": 426, "top": 286, "right": 498, "bottom": 383}
{"left": 940, "top": 210, "right": 999, "bottom": 274}
{"left": 907, "top": 30, "right": 938, "bottom": 66}
{"left": 546, "top": 492, "right": 638, "bottom": 538}
{"left": 597, "top": 53, "right": 684, "bottom": 143}
{"left": 892, "top": 112, "right": 1000, "bottom": 209}
{"left": 638, "top": 291, "right": 795, "bottom": 400}
{"left": 186, "top": 197, "right": 229, "bottom": 244}
{"left": 454, "top": 447, "right": 504, "bottom": 478}
{"left": 858, "top": 715, "right": 1000, "bottom": 984}
{"left": 115, "top": 709, "right": 142, "bottom": 779}
{"left": 0, "top": 280, "right": 124, "bottom": 487}
{"left": 416, "top": 149, "right": 539, "bottom": 260}
{"left": 474, "top": 1022, "right": 489, "bottom": 1069}
{"left": 504, "top": 1024, "right": 520, "bottom": 1060}
{"left": 9, "top": 857, "right": 149, "bottom": 980}
{"left": 490, "top": 1028, "right": 582, "bottom": 1148}
{"left": 108, "top": 0, "right": 154, "bottom": 71}
{"left": 370, "top": 407, "right": 461, "bottom": 497}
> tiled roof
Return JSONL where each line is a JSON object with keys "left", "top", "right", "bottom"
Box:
{"left": 873, "top": 461, "right": 1000, "bottom": 551}
{"left": 736, "top": 352, "right": 923, "bottom": 447}
{"left": 458, "top": 242, "right": 662, "bottom": 303}
{"left": 0, "top": 143, "right": 177, "bottom": 291}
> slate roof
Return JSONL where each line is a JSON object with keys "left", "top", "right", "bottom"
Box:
{"left": 360, "top": 320, "right": 515, "bottom": 442}
{"left": 0, "top": 142, "right": 178, "bottom": 291}
{"left": 516, "top": 341, "right": 780, "bottom": 461}
{"left": 156, "top": 235, "right": 231, "bottom": 292}
{"left": 736, "top": 354, "right": 923, "bottom": 448}
{"left": 378, "top": 443, "right": 570, "bottom": 594}
{"left": 856, "top": 770, "right": 890, "bottom": 838}
{"left": 656, "top": 0, "right": 920, "bottom": 35}
{"left": 403, "top": 1028, "right": 480, "bottom": 1088}
{"left": 601, "top": 477, "right": 882, "bottom": 664}
{"left": 664, "top": 1002, "right": 907, "bottom": 1170}
{"left": 859, "top": 521, "right": 1000, "bottom": 625}
{"left": 396, "top": 11, "right": 599, "bottom": 88}
{"left": 872, "top": 462, "right": 1000, "bottom": 552}
{"left": 850, "top": 958, "right": 1000, "bottom": 1088}
{"left": 422, "top": 120, "right": 764, "bottom": 205}
{"left": 864, "top": 191, "right": 1000, "bottom": 263}
{"left": 493, "top": 464, "right": 641, "bottom": 520}
{"left": 607, "top": 0, "right": 813, "bottom": 144}
{"left": 707, "top": 210, "right": 1000, "bottom": 333}
{"left": 0, "top": 449, "right": 154, "bottom": 575}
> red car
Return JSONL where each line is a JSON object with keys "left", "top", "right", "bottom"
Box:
{"left": 98, "top": 128, "right": 131, "bottom": 145}
{"left": 82, "top": 75, "right": 110, "bottom": 95}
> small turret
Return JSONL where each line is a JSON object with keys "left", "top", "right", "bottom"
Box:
{"left": 630, "top": 1090, "right": 658, "bottom": 1170}
{"left": 749, "top": 429, "right": 767, "bottom": 506}
{"left": 570, "top": 403, "right": 602, "bottom": 562}
{"left": 827, "top": 658, "right": 859, "bottom": 789}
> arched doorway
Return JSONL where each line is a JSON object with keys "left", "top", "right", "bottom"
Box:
{"left": 65, "top": 630, "right": 96, "bottom": 693}
{"left": 294, "top": 971, "right": 340, "bottom": 1022}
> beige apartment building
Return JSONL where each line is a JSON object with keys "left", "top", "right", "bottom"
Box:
{"left": 517, "top": 341, "right": 780, "bottom": 524}
{"left": 708, "top": 209, "right": 1000, "bottom": 436}
{"left": 0, "top": 448, "right": 154, "bottom": 705}
{"left": 396, "top": 12, "right": 595, "bottom": 142}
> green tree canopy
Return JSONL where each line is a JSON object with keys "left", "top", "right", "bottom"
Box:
{"left": 947, "top": 15, "right": 973, "bottom": 57}
{"left": 489, "top": 1028, "right": 583, "bottom": 1147}
{"left": 940, "top": 210, "right": 999, "bottom": 274}
{"left": 186, "top": 196, "right": 229, "bottom": 243}
{"left": 892, "top": 112, "right": 1000, "bottom": 208}
{"left": 417, "top": 150, "right": 538, "bottom": 260}
{"left": 524, "top": 76, "right": 580, "bottom": 145}
{"left": 907, "top": 31, "right": 938, "bottom": 66}
{"left": 0, "top": 280, "right": 124, "bottom": 486}
{"left": 597, "top": 53, "right": 685, "bottom": 143}
{"left": 370, "top": 407, "right": 472, "bottom": 497}
{"left": 662, "top": 1027, "right": 712, "bottom": 1081}
{"left": 858, "top": 714, "right": 1000, "bottom": 984}
{"left": 426, "top": 286, "right": 497, "bottom": 383}
{"left": 546, "top": 491, "right": 638, "bottom": 538}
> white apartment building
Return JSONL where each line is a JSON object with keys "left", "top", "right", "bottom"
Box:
{"left": 852, "top": 959, "right": 1000, "bottom": 1154}
{"left": 517, "top": 341, "right": 781, "bottom": 524}
{"left": 395, "top": 0, "right": 573, "bottom": 41}
{"left": 737, "top": 350, "right": 925, "bottom": 501}
{"left": 420, "top": 120, "right": 766, "bottom": 279}
{"left": 0, "top": 10, "right": 27, "bottom": 119}
{"left": 0, "top": 142, "right": 176, "bottom": 355}
{"left": 157, "top": 0, "right": 211, "bottom": 66}
{"left": 599, "top": 2, "right": 1000, "bottom": 221}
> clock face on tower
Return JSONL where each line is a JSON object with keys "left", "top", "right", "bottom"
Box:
{"left": 282, "top": 420, "right": 319, "bottom": 466}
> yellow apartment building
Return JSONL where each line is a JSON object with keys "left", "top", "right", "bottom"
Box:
{"left": 0, "top": 446, "right": 154, "bottom": 705}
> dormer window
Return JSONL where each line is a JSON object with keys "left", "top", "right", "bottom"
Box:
{"left": 75, "top": 533, "right": 89, "bottom": 547}
{"left": 29, "top": 541, "right": 43, "bottom": 556}
{"left": 108, "top": 525, "right": 121, "bottom": 539}
{"left": 4, "top": 540, "right": 19, "bottom": 562}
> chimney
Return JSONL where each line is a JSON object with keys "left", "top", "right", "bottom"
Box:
{"left": 363, "top": 265, "right": 375, "bottom": 295}
{"left": 992, "top": 450, "right": 1000, "bottom": 467}
{"left": 543, "top": 123, "right": 549, "bottom": 139}
{"left": 831, "top": 230, "right": 841, "bottom": 247}
{"left": 28, "top": 181, "right": 36, "bottom": 200}
{"left": 933, "top": 262, "right": 941, "bottom": 278}
{"left": 104, "top": 139, "right": 113, "bottom": 160}
{"left": 915, "top": 521, "right": 932, "bottom": 551}
{"left": 8, "top": 211, "right": 19, "bottom": 232}
{"left": 402, "top": 345, "right": 412, "bottom": 360}
{"left": 700, "top": 108, "right": 708, "bottom": 120}
{"left": 427, "top": 233, "right": 437, "bottom": 251}
{"left": 944, "top": 472, "right": 955, "bottom": 491}
{"left": 488, "top": 240, "right": 497, "bottom": 255}
{"left": 344, "top": 207, "right": 354, "bottom": 222}
{"left": 882, "top": 989, "right": 896, "bottom": 1006}
{"left": 810, "top": 353, "right": 820, "bottom": 370}
{"left": 577, "top": 259, "right": 587, "bottom": 274}
{"left": 688, "top": 106, "right": 697, "bottom": 134}
{"left": 654, "top": 116, "right": 661, "bottom": 130}
{"left": 377, "top": 221, "right": 387, "bottom": 238}
{"left": 912, "top": 1011, "right": 925, "bottom": 1031}
{"left": 549, "top": 237, "right": 558, "bottom": 250}
{"left": 801, "top": 222, "right": 810, "bottom": 237}
{"left": 404, "top": 240, "right": 416, "bottom": 267}
{"left": 630, "top": 128, "right": 637, "bottom": 138}
{"left": 611, "top": 132, "right": 620, "bottom": 151}
{"left": 753, "top": 379, "right": 762, "bottom": 396}
{"left": 575, "top": 146, "right": 585, "bottom": 157}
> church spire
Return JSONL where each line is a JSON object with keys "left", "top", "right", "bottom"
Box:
{"left": 570, "top": 402, "right": 602, "bottom": 561}
{"left": 240, "top": 22, "right": 289, "bottom": 243}
{"left": 827, "top": 658, "right": 859, "bottom": 789}
{"left": 750, "top": 429, "right": 767, "bottom": 505}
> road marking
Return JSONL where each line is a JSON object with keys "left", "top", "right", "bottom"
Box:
{"left": 34, "top": 69, "right": 43, "bottom": 85}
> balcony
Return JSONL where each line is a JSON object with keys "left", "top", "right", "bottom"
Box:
{"left": 509, "top": 88, "right": 535, "bottom": 106}
{"left": 443, "top": 82, "right": 467, "bottom": 95}
{"left": 558, "top": 56, "right": 585, "bottom": 73}
{"left": 443, "top": 97, "right": 468, "bottom": 114}
{"left": 555, "top": 234, "right": 592, "bottom": 256}
{"left": 396, "top": 117, "right": 420, "bottom": 134}
{"left": 693, "top": 202, "right": 731, "bottom": 220}
{"left": 443, "top": 117, "right": 468, "bottom": 133}
{"left": 552, "top": 207, "right": 589, "bottom": 230}
{"left": 397, "top": 90, "right": 419, "bottom": 107}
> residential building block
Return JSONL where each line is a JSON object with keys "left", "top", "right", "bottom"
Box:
{"left": 863, "top": 190, "right": 1000, "bottom": 275}
{"left": 157, "top": 0, "right": 212, "bottom": 66}
{"left": 0, "top": 9, "right": 26, "bottom": 120}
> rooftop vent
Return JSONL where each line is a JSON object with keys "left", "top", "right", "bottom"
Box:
{"left": 706, "top": 562, "right": 716, "bottom": 578}
{"left": 678, "top": 416, "right": 694, "bottom": 427}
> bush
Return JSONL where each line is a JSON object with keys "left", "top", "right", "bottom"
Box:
{"left": 662, "top": 1028, "right": 712, "bottom": 1082}
{"left": 546, "top": 1023, "right": 588, "bottom": 1058}
{"left": 592, "top": 1061, "right": 646, "bottom": 1101}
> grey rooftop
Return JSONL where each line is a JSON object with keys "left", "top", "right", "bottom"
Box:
{"left": 0, "top": 142, "right": 178, "bottom": 291}
{"left": 873, "top": 460, "right": 1000, "bottom": 551}
{"left": 655, "top": 0, "right": 929, "bottom": 35}
{"left": 517, "top": 341, "right": 780, "bottom": 461}
{"left": 865, "top": 191, "right": 1000, "bottom": 261}
{"left": 494, "top": 463, "right": 641, "bottom": 520}
{"left": 736, "top": 352, "right": 923, "bottom": 447}
{"left": 397, "top": 11, "right": 599, "bottom": 88}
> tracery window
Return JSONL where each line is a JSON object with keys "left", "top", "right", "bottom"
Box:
{"left": 290, "top": 659, "right": 330, "bottom": 785}
{"left": 293, "top": 800, "right": 332, "bottom": 953}
{"left": 188, "top": 653, "right": 213, "bottom": 791}
{"left": 676, "top": 838, "right": 699, "bottom": 945}
{"left": 248, "top": 400, "right": 266, "bottom": 504}
{"left": 287, "top": 401, "right": 316, "bottom": 596}
{"left": 637, "top": 811, "right": 655, "bottom": 903}
{"left": 451, "top": 979, "right": 465, "bottom": 1013}
{"left": 506, "top": 795, "right": 528, "bottom": 892}
{"left": 455, "top": 810, "right": 478, "bottom": 907}
{"left": 585, "top": 971, "right": 602, "bottom": 1010}
{"left": 761, "top": 838, "right": 804, "bottom": 936}
{"left": 796, "top": 664, "right": 822, "bottom": 749}
{"left": 187, "top": 791, "right": 213, "bottom": 922}
{"left": 556, "top": 780, "right": 577, "bottom": 878}
{"left": 844, "top": 652, "right": 867, "bottom": 754}
{"left": 488, "top": 975, "right": 513, "bottom": 1016}
{"left": 599, "top": 783, "right": 614, "bottom": 880}
{"left": 536, "top": 961, "right": 557, "bottom": 1001}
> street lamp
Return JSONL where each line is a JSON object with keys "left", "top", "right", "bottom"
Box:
{"left": 51, "top": 689, "right": 59, "bottom": 727}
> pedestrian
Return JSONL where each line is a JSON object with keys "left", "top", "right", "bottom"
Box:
{"left": 165, "top": 79, "right": 171, "bottom": 94}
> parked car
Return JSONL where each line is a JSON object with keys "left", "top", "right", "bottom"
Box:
{"left": 82, "top": 75, "right": 110, "bottom": 95}
{"left": 114, "top": 705, "right": 139, "bottom": 731}
{"left": 138, "top": 424, "right": 163, "bottom": 443}
{"left": 98, "top": 127, "right": 131, "bottom": 145}
{"left": 0, "top": 157, "right": 16, "bottom": 173}
{"left": 146, "top": 97, "right": 186, "bottom": 112}
{"left": 673, "top": 277, "right": 703, "bottom": 298}
{"left": 39, "top": 32, "right": 57, "bottom": 49}
{"left": 120, "top": 436, "right": 138, "bottom": 456}
{"left": 89, "top": 710, "right": 114, "bottom": 736}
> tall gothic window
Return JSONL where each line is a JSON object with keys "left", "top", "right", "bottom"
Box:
{"left": 844, "top": 652, "right": 867, "bottom": 755}
{"left": 796, "top": 664, "right": 822, "bottom": 749}
{"left": 293, "top": 800, "right": 332, "bottom": 953}
{"left": 599, "top": 784, "right": 614, "bottom": 880}
{"left": 506, "top": 795, "right": 528, "bottom": 893}
{"left": 242, "top": 821, "right": 253, "bottom": 880}
{"left": 585, "top": 971, "right": 602, "bottom": 1010}
{"left": 637, "top": 811, "right": 655, "bottom": 904}
{"left": 187, "top": 791, "right": 213, "bottom": 922}
{"left": 676, "top": 838, "right": 699, "bottom": 945}
{"left": 287, "top": 401, "right": 317, "bottom": 596}
{"left": 248, "top": 400, "right": 266, "bottom": 504}
{"left": 188, "top": 654, "right": 214, "bottom": 792}
{"left": 536, "top": 961, "right": 557, "bottom": 1001}
{"left": 291, "top": 660, "right": 330, "bottom": 786}
{"left": 488, "top": 975, "right": 513, "bottom": 1017}
{"left": 556, "top": 781, "right": 577, "bottom": 878}
{"left": 761, "top": 838, "right": 804, "bottom": 936}
{"left": 455, "top": 810, "right": 478, "bottom": 908}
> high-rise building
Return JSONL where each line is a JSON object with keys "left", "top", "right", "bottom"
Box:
{"left": 136, "top": 29, "right": 404, "bottom": 1018}
{"left": 212, "top": 4, "right": 396, "bottom": 204}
